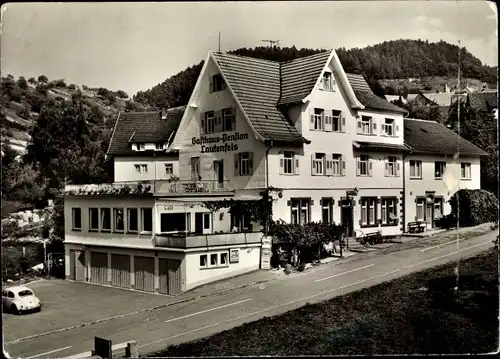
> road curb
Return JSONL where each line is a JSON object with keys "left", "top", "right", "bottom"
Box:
{"left": 5, "top": 279, "right": 272, "bottom": 345}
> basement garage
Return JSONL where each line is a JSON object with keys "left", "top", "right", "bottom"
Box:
{"left": 90, "top": 251, "right": 108, "bottom": 285}
{"left": 134, "top": 256, "right": 155, "bottom": 292}
{"left": 159, "top": 258, "right": 182, "bottom": 295}
{"left": 110, "top": 254, "right": 131, "bottom": 288}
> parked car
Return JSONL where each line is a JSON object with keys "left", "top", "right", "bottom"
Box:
{"left": 2, "top": 286, "right": 42, "bottom": 314}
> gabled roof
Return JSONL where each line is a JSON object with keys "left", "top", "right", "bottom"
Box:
{"left": 420, "top": 92, "right": 453, "bottom": 107}
{"left": 346, "top": 73, "right": 407, "bottom": 114}
{"left": 278, "top": 51, "right": 331, "bottom": 105}
{"left": 404, "top": 118, "right": 488, "bottom": 157}
{"left": 213, "top": 52, "right": 309, "bottom": 144}
{"left": 107, "top": 106, "right": 185, "bottom": 156}
{"left": 468, "top": 91, "right": 498, "bottom": 111}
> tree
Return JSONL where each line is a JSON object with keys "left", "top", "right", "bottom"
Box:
{"left": 37, "top": 75, "right": 48, "bottom": 84}
{"left": 17, "top": 76, "right": 28, "bottom": 90}
{"left": 116, "top": 90, "right": 128, "bottom": 99}
{"left": 28, "top": 77, "right": 36, "bottom": 85}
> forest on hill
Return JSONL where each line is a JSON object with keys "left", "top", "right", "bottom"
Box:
{"left": 133, "top": 39, "right": 497, "bottom": 109}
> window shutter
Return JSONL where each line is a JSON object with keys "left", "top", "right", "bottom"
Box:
{"left": 294, "top": 157, "right": 300, "bottom": 175}
{"left": 395, "top": 124, "right": 400, "bottom": 135}
{"left": 319, "top": 198, "right": 323, "bottom": 206}
{"left": 357, "top": 120, "right": 362, "bottom": 133}
{"left": 231, "top": 107, "right": 237, "bottom": 130}
{"left": 368, "top": 158, "right": 373, "bottom": 176}
{"left": 372, "top": 121, "right": 377, "bottom": 133}
{"left": 341, "top": 114, "right": 346, "bottom": 132}
{"left": 287, "top": 200, "right": 292, "bottom": 206}
{"left": 325, "top": 115, "right": 333, "bottom": 132}
{"left": 209, "top": 76, "right": 213, "bottom": 93}
{"left": 396, "top": 161, "right": 401, "bottom": 176}
{"left": 356, "top": 157, "right": 361, "bottom": 176}
{"left": 215, "top": 110, "right": 222, "bottom": 132}
{"left": 234, "top": 153, "right": 239, "bottom": 176}
{"left": 326, "top": 154, "right": 333, "bottom": 176}
{"left": 310, "top": 108, "right": 315, "bottom": 130}
{"left": 384, "top": 156, "right": 389, "bottom": 176}
{"left": 311, "top": 154, "right": 316, "bottom": 175}
{"left": 200, "top": 112, "right": 206, "bottom": 134}
{"left": 248, "top": 152, "right": 254, "bottom": 175}
{"left": 279, "top": 155, "right": 285, "bottom": 175}
{"left": 310, "top": 200, "right": 314, "bottom": 206}
{"left": 341, "top": 157, "right": 346, "bottom": 176}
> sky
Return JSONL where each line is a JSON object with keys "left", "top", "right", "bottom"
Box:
{"left": 0, "top": 1, "right": 497, "bottom": 98}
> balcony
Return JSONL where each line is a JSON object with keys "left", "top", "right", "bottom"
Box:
{"left": 64, "top": 179, "right": 234, "bottom": 197}
{"left": 154, "top": 231, "right": 262, "bottom": 249}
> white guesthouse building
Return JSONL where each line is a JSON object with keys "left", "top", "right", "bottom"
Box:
{"left": 63, "top": 50, "right": 487, "bottom": 294}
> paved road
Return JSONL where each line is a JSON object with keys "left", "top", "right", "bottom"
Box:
{"left": 5, "top": 231, "right": 496, "bottom": 359}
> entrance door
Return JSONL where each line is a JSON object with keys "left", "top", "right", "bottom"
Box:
{"left": 69, "top": 250, "right": 76, "bottom": 280}
{"left": 213, "top": 160, "right": 224, "bottom": 189}
{"left": 195, "top": 213, "right": 203, "bottom": 235}
{"left": 425, "top": 202, "right": 433, "bottom": 227}
{"left": 75, "top": 250, "right": 86, "bottom": 281}
{"left": 159, "top": 258, "right": 182, "bottom": 295}
{"left": 190, "top": 157, "right": 200, "bottom": 180}
{"left": 341, "top": 202, "right": 354, "bottom": 237}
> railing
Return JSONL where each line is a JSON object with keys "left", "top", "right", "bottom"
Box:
{"left": 155, "top": 231, "right": 262, "bottom": 249}
{"left": 64, "top": 179, "right": 233, "bottom": 196}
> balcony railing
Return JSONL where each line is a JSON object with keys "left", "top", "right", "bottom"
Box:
{"left": 64, "top": 179, "right": 233, "bottom": 196}
{"left": 155, "top": 231, "right": 262, "bottom": 249}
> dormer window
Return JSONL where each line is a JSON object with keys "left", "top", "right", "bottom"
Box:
{"left": 155, "top": 143, "right": 164, "bottom": 151}
{"left": 136, "top": 143, "right": 145, "bottom": 151}
{"left": 321, "top": 72, "right": 335, "bottom": 92}
{"left": 210, "top": 74, "right": 226, "bottom": 93}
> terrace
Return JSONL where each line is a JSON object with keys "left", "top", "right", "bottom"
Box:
{"left": 64, "top": 179, "right": 234, "bottom": 197}
{"left": 155, "top": 231, "right": 262, "bottom": 249}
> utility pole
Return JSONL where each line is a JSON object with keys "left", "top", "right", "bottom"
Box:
{"left": 261, "top": 39, "right": 280, "bottom": 48}
{"left": 218, "top": 32, "right": 221, "bottom": 53}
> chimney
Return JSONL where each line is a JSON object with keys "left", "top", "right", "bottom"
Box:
{"left": 161, "top": 107, "right": 168, "bottom": 120}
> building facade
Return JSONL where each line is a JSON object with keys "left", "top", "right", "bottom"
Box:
{"left": 63, "top": 50, "right": 487, "bottom": 293}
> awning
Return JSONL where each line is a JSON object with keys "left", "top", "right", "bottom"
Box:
{"left": 353, "top": 141, "right": 411, "bottom": 153}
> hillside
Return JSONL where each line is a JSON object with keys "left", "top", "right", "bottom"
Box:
{"left": 134, "top": 39, "right": 497, "bottom": 109}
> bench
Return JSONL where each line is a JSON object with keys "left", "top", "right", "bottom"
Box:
{"left": 407, "top": 221, "right": 426, "bottom": 233}
{"left": 365, "top": 231, "right": 384, "bottom": 244}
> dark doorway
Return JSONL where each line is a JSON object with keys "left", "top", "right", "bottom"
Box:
{"left": 341, "top": 202, "right": 354, "bottom": 237}
{"left": 195, "top": 213, "right": 203, "bottom": 235}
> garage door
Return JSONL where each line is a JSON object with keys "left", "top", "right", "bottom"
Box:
{"left": 134, "top": 256, "right": 155, "bottom": 292}
{"left": 159, "top": 258, "right": 181, "bottom": 295}
{"left": 90, "top": 252, "right": 108, "bottom": 285}
{"left": 75, "top": 250, "right": 86, "bottom": 281}
{"left": 111, "top": 254, "right": 130, "bottom": 288}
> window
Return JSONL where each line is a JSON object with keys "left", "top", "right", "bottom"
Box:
{"left": 357, "top": 155, "right": 371, "bottom": 176}
{"left": 332, "top": 110, "right": 341, "bottom": 132}
{"left": 434, "top": 161, "right": 446, "bottom": 179}
{"left": 134, "top": 164, "right": 147, "bottom": 174}
{"left": 358, "top": 116, "right": 374, "bottom": 135}
{"left": 165, "top": 163, "right": 173, "bottom": 176}
{"left": 312, "top": 153, "right": 325, "bottom": 175}
{"left": 203, "top": 213, "right": 211, "bottom": 230}
{"left": 134, "top": 164, "right": 141, "bottom": 173}
{"left": 89, "top": 208, "right": 99, "bottom": 231}
{"left": 237, "top": 152, "right": 253, "bottom": 176}
{"left": 155, "top": 143, "right": 164, "bottom": 150}
{"left": 383, "top": 119, "right": 395, "bottom": 136}
{"left": 385, "top": 156, "right": 398, "bottom": 176}
{"left": 205, "top": 111, "right": 215, "bottom": 134}
{"left": 461, "top": 162, "right": 471, "bottom": 179}
{"left": 231, "top": 213, "right": 252, "bottom": 232}
{"left": 72, "top": 208, "right": 81, "bottom": 230}
{"left": 221, "top": 252, "right": 228, "bottom": 265}
{"left": 321, "top": 72, "right": 335, "bottom": 91}
{"left": 113, "top": 208, "right": 124, "bottom": 232}
{"left": 321, "top": 198, "right": 334, "bottom": 223}
{"left": 416, "top": 198, "right": 425, "bottom": 221}
{"left": 290, "top": 198, "right": 311, "bottom": 225}
{"left": 101, "top": 208, "right": 111, "bottom": 231}
{"left": 360, "top": 197, "right": 377, "bottom": 226}
{"left": 191, "top": 157, "right": 200, "bottom": 179}
{"left": 211, "top": 74, "right": 226, "bottom": 92}
{"left": 281, "top": 151, "right": 296, "bottom": 175}
{"left": 210, "top": 253, "right": 218, "bottom": 266}
{"left": 409, "top": 160, "right": 422, "bottom": 178}
{"left": 127, "top": 208, "right": 138, "bottom": 232}
{"left": 137, "top": 143, "right": 145, "bottom": 151}
{"left": 200, "top": 255, "right": 207, "bottom": 267}
{"left": 222, "top": 108, "right": 234, "bottom": 131}
{"left": 313, "top": 108, "right": 324, "bottom": 130}
{"left": 381, "top": 198, "right": 397, "bottom": 225}
{"left": 331, "top": 154, "right": 341, "bottom": 176}
{"left": 161, "top": 213, "right": 189, "bottom": 233}
{"left": 141, "top": 208, "right": 153, "bottom": 232}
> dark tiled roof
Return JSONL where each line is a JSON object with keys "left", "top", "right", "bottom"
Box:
{"left": 278, "top": 51, "right": 331, "bottom": 105}
{"left": 107, "top": 106, "right": 185, "bottom": 156}
{"left": 213, "top": 52, "right": 309, "bottom": 144}
{"left": 354, "top": 141, "right": 411, "bottom": 153}
{"left": 404, "top": 118, "right": 488, "bottom": 157}
{"left": 468, "top": 91, "right": 498, "bottom": 111}
{"left": 345, "top": 73, "right": 407, "bottom": 114}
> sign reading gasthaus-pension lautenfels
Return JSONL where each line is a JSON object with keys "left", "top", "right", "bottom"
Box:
{"left": 192, "top": 132, "right": 249, "bottom": 153}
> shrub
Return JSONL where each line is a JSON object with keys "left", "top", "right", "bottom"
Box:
{"left": 446, "top": 189, "right": 499, "bottom": 228}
